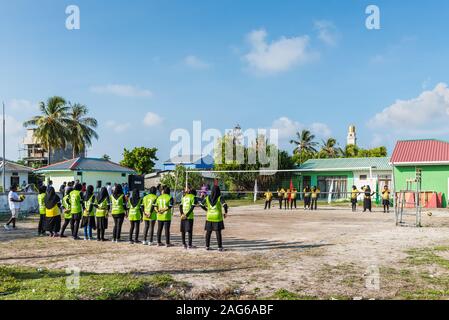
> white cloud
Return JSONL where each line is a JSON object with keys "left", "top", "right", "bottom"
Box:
{"left": 184, "top": 55, "right": 211, "bottom": 70}
{"left": 143, "top": 112, "right": 163, "bottom": 127}
{"left": 7, "top": 99, "right": 38, "bottom": 111}
{"left": 271, "top": 117, "right": 331, "bottom": 140}
{"left": 314, "top": 20, "right": 339, "bottom": 46}
{"left": 368, "top": 83, "right": 449, "bottom": 135}
{"left": 90, "top": 84, "right": 153, "bottom": 98}
{"left": 105, "top": 120, "right": 131, "bottom": 133}
{"left": 243, "top": 29, "right": 313, "bottom": 74}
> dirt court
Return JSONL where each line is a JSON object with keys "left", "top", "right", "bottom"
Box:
{"left": 2, "top": 205, "right": 449, "bottom": 299}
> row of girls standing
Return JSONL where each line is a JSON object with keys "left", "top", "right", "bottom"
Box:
{"left": 38, "top": 183, "right": 229, "bottom": 250}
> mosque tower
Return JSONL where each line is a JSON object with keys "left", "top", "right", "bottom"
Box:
{"left": 347, "top": 125, "right": 357, "bottom": 146}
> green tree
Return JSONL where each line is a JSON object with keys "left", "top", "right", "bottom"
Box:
{"left": 23, "top": 96, "right": 70, "bottom": 164}
{"left": 290, "top": 130, "right": 318, "bottom": 165}
{"left": 120, "top": 147, "right": 158, "bottom": 175}
{"left": 67, "top": 103, "right": 98, "bottom": 158}
{"left": 160, "top": 165, "right": 203, "bottom": 192}
{"left": 318, "top": 138, "right": 342, "bottom": 159}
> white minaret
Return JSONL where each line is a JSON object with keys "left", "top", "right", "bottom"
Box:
{"left": 347, "top": 125, "right": 357, "bottom": 146}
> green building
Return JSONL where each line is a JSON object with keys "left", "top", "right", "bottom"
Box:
{"left": 285, "top": 157, "right": 392, "bottom": 200}
{"left": 391, "top": 139, "right": 449, "bottom": 208}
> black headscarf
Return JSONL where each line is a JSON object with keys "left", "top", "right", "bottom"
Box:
{"left": 44, "top": 187, "right": 60, "bottom": 209}
{"left": 130, "top": 188, "right": 140, "bottom": 207}
{"left": 65, "top": 186, "right": 73, "bottom": 197}
{"left": 74, "top": 183, "right": 82, "bottom": 191}
{"left": 149, "top": 186, "right": 157, "bottom": 195}
{"left": 39, "top": 185, "right": 47, "bottom": 194}
{"left": 209, "top": 185, "right": 221, "bottom": 207}
{"left": 97, "top": 187, "right": 109, "bottom": 203}
{"left": 84, "top": 185, "right": 94, "bottom": 201}
{"left": 113, "top": 183, "right": 124, "bottom": 199}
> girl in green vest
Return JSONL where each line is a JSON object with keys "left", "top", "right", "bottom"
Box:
{"left": 70, "top": 183, "right": 83, "bottom": 240}
{"left": 60, "top": 186, "right": 73, "bottom": 238}
{"left": 142, "top": 186, "right": 158, "bottom": 245}
{"left": 81, "top": 185, "right": 96, "bottom": 240}
{"left": 111, "top": 184, "right": 127, "bottom": 243}
{"left": 180, "top": 187, "right": 198, "bottom": 249}
{"left": 200, "top": 186, "right": 228, "bottom": 252}
{"left": 128, "top": 188, "right": 143, "bottom": 244}
{"left": 94, "top": 187, "right": 110, "bottom": 242}
{"left": 44, "top": 187, "right": 62, "bottom": 237}
{"left": 37, "top": 185, "right": 47, "bottom": 236}
{"left": 155, "top": 186, "right": 174, "bottom": 247}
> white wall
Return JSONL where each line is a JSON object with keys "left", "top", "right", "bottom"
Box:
{"left": 352, "top": 170, "right": 392, "bottom": 200}
{"left": 0, "top": 172, "right": 29, "bottom": 191}
{"left": 0, "top": 193, "right": 38, "bottom": 216}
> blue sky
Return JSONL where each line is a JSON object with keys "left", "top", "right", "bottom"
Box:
{"left": 2, "top": 0, "right": 449, "bottom": 167}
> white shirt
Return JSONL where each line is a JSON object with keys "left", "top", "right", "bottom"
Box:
{"left": 8, "top": 191, "right": 20, "bottom": 210}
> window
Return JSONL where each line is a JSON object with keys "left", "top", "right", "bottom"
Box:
{"left": 317, "top": 176, "right": 348, "bottom": 200}
{"left": 121, "top": 173, "right": 126, "bottom": 177}
{"left": 77, "top": 172, "right": 82, "bottom": 176}
{"left": 359, "top": 175, "right": 367, "bottom": 180}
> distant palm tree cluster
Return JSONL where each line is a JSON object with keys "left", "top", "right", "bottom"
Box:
{"left": 23, "top": 96, "right": 98, "bottom": 163}
{"left": 290, "top": 129, "right": 387, "bottom": 165}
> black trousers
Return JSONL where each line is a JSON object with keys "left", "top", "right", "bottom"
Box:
{"left": 181, "top": 220, "right": 194, "bottom": 247}
{"left": 72, "top": 213, "right": 81, "bottom": 238}
{"left": 363, "top": 199, "right": 372, "bottom": 212}
{"left": 61, "top": 218, "right": 74, "bottom": 236}
{"left": 143, "top": 220, "right": 157, "bottom": 242}
{"left": 264, "top": 200, "right": 272, "bottom": 210}
{"left": 129, "top": 221, "right": 140, "bottom": 242}
{"left": 278, "top": 199, "right": 283, "bottom": 209}
{"left": 351, "top": 199, "right": 357, "bottom": 212}
{"left": 112, "top": 214, "right": 125, "bottom": 240}
{"left": 310, "top": 198, "right": 318, "bottom": 210}
{"left": 206, "top": 230, "right": 223, "bottom": 248}
{"left": 157, "top": 221, "right": 171, "bottom": 244}
{"left": 96, "top": 217, "right": 107, "bottom": 240}
{"left": 38, "top": 215, "right": 46, "bottom": 234}
{"left": 304, "top": 197, "right": 311, "bottom": 209}
{"left": 383, "top": 200, "right": 390, "bottom": 212}
{"left": 284, "top": 199, "right": 288, "bottom": 210}
{"left": 290, "top": 199, "right": 297, "bottom": 209}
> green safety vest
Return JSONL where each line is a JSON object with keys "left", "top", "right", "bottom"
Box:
{"left": 83, "top": 195, "right": 95, "bottom": 217}
{"left": 38, "top": 193, "right": 46, "bottom": 215}
{"left": 95, "top": 199, "right": 109, "bottom": 218}
{"left": 111, "top": 195, "right": 125, "bottom": 215}
{"left": 206, "top": 196, "right": 223, "bottom": 223}
{"left": 62, "top": 194, "right": 72, "bottom": 219}
{"left": 156, "top": 194, "right": 172, "bottom": 221}
{"left": 128, "top": 199, "right": 142, "bottom": 221}
{"left": 182, "top": 194, "right": 195, "bottom": 220}
{"left": 70, "top": 190, "right": 82, "bottom": 214}
{"left": 143, "top": 194, "right": 157, "bottom": 221}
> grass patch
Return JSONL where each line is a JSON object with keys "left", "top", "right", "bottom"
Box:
{"left": 269, "top": 289, "right": 317, "bottom": 300}
{"left": 0, "top": 265, "right": 184, "bottom": 300}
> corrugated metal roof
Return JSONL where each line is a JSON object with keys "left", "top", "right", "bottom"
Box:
{"left": 390, "top": 139, "right": 449, "bottom": 164}
{"left": 35, "top": 157, "right": 135, "bottom": 174}
{"left": 298, "top": 157, "right": 391, "bottom": 171}
{"left": 0, "top": 161, "right": 33, "bottom": 173}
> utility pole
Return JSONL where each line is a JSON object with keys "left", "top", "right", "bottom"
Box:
{"left": 2, "top": 102, "right": 6, "bottom": 193}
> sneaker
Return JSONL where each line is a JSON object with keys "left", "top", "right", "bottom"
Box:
{"left": 129, "top": 241, "right": 134, "bottom": 245}
{"left": 218, "top": 247, "right": 225, "bottom": 252}
{"left": 206, "top": 247, "right": 211, "bottom": 251}
{"left": 142, "top": 241, "right": 148, "bottom": 245}
{"left": 3, "top": 224, "right": 10, "bottom": 231}
{"left": 157, "top": 243, "right": 164, "bottom": 247}
{"left": 135, "top": 240, "right": 141, "bottom": 244}
{"left": 149, "top": 242, "right": 154, "bottom": 246}
{"left": 183, "top": 244, "right": 188, "bottom": 249}
{"left": 188, "top": 245, "right": 196, "bottom": 249}
{"left": 97, "top": 238, "right": 102, "bottom": 242}
{"left": 84, "top": 237, "right": 88, "bottom": 241}
{"left": 166, "top": 243, "right": 174, "bottom": 247}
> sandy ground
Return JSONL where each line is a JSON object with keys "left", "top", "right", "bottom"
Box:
{"left": 1, "top": 205, "right": 449, "bottom": 298}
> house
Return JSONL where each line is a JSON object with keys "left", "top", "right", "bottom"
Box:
{"left": 293, "top": 157, "right": 392, "bottom": 200}
{"left": 144, "top": 170, "right": 171, "bottom": 189}
{"left": 0, "top": 160, "right": 34, "bottom": 192}
{"left": 163, "top": 154, "right": 214, "bottom": 171}
{"left": 34, "top": 157, "right": 135, "bottom": 190}
{"left": 391, "top": 139, "right": 449, "bottom": 208}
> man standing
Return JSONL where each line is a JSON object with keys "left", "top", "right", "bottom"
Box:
{"left": 4, "top": 185, "right": 24, "bottom": 230}
{"left": 59, "top": 182, "right": 67, "bottom": 197}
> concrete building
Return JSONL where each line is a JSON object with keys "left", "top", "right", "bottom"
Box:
{"left": 391, "top": 139, "right": 449, "bottom": 208}
{"left": 347, "top": 125, "right": 357, "bottom": 146}
{"left": 0, "top": 160, "right": 33, "bottom": 192}
{"left": 34, "top": 157, "right": 135, "bottom": 190}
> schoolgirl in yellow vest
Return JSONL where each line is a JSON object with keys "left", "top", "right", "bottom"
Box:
{"left": 310, "top": 187, "right": 320, "bottom": 211}
{"left": 81, "top": 185, "right": 96, "bottom": 241}
{"left": 142, "top": 186, "right": 158, "bottom": 245}
{"left": 180, "top": 187, "right": 198, "bottom": 249}
{"left": 277, "top": 188, "right": 285, "bottom": 209}
{"left": 70, "top": 183, "right": 83, "bottom": 240}
{"left": 60, "top": 185, "right": 74, "bottom": 238}
{"left": 350, "top": 185, "right": 361, "bottom": 212}
{"left": 283, "top": 189, "right": 290, "bottom": 210}
{"left": 111, "top": 184, "right": 127, "bottom": 243}
{"left": 155, "top": 186, "right": 174, "bottom": 247}
{"left": 37, "top": 185, "right": 47, "bottom": 236}
{"left": 264, "top": 190, "right": 273, "bottom": 210}
{"left": 200, "top": 186, "right": 228, "bottom": 252}
{"left": 303, "top": 186, "right": 311, "bottom": 210}
{"left": 94, "top": 187, "right": 110, "bottom": 242}
{"left": 44, "top": 187, "right": 62, "bottom": 237}
{"left": 382, "top": 186, "right": 391, "bottom": 213}
{"left": 362, "top": 185, "right": 376, "bottom": 213}
{"left": 128, "top": 188, "right": 143, "bottom": 244}
{"left": 290, "top": 188, "right": 297, "bottom": 210}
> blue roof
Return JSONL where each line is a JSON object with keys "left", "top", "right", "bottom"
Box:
{"left": 34, "top": 157, "right": 136, "bottom": 174}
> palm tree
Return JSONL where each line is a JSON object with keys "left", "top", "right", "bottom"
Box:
{"left": 290, "top": 130, "right": 318, "bottom": 164}
{"left": 23, "top": 96, "right": 70, "bottom": 164}
{"left": 319, "top": 138, "right": 342, "bottom": 159}
{"left": 67, "top": 103, "right": 99, "bottom": 158}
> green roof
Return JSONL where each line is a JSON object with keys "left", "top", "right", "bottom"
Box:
{"left": 298, "top": 157, "right": 392, "bottom": 171}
